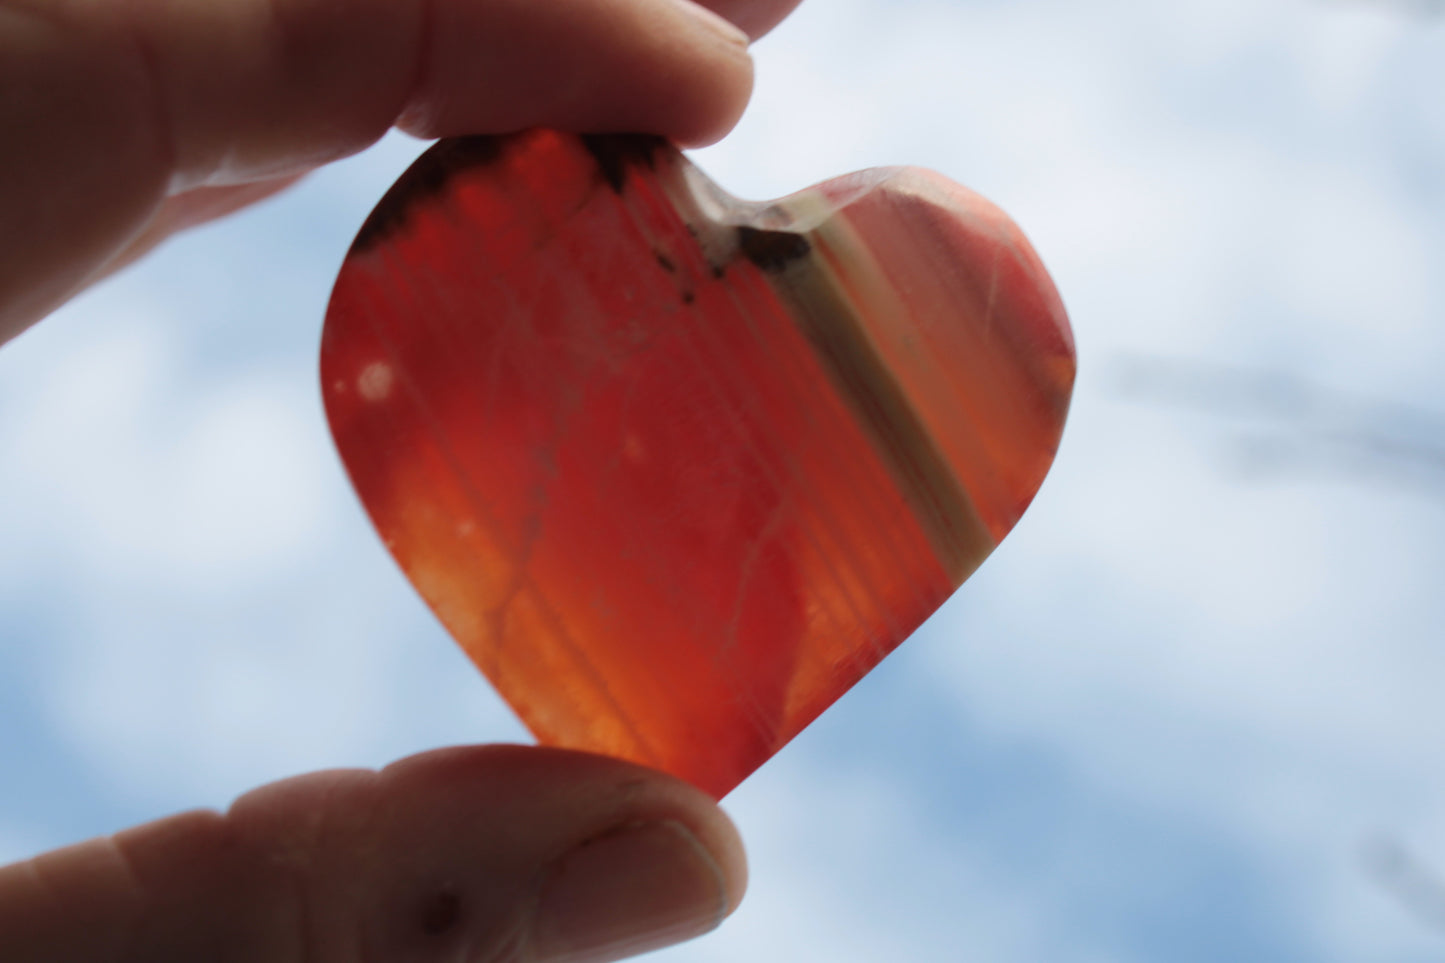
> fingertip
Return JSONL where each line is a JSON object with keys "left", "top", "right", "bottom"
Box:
{"left": 664, "top": 40, "right": 755, "bottom": 149}
{"left": 372, "top": 744, "right": 747, "bottom": 888}
{"left": 698, "top": 0, "right": 807, "bottom": 40}
{"left": 659, "top": 0, "right": 754, "bottom": 146}
{"left": 658, "top": 789, "right": 748, "bottom": 926}
{"left": 396, "top": 0, "right": 754, "bottom": 148}
{"left": 714, "top": 816, "right": 749, "bottom": 920}
{"left": 355, "top": 746, "right": 748, "bottom": 960}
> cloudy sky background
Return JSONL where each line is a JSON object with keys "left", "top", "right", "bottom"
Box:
{"left": 4, "top": 0, "right": 1445, "bottom": 959}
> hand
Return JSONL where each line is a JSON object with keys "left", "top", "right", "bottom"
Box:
{"left": 0, "top": 746, "right": 748, "bottom": 962}
{"left": 0, "top": 0, "right": 803, "bottom": 959}
{"left": 0, "top": 0, "right": 800, "bottom": 343}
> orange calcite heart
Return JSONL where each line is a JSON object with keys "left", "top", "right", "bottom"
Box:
{"left": 321, "top": 130, "right": 1074, "bottom": 797}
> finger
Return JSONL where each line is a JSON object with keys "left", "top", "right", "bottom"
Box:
{"left": 698, "top": 0, "right": 806, "bottom": 39}
{"left": 62, "top": 0, "right": 808, "bottom": 293}
{"left": 0, "top": 746, "right": 747, "bottom": 963}
{"left": 132, "top": 0, "right": 755, "bottom": 188}
{"left": 0, "top": 0, "right": 755, "bottom": 343}
{"left": 97, "top": 175, "right": 306, "bottom": 280}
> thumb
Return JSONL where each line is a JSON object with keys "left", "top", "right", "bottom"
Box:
{"left": 0, "top": 745, "right": 747, "bottom": 963}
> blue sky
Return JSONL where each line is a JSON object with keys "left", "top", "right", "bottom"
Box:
{"left": 4, "top": 0, "right": 1445, "bottom": 959}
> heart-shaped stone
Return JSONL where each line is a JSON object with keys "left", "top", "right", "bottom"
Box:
{"left": 321, "top": 130, "right": 1074, "bottom": 797}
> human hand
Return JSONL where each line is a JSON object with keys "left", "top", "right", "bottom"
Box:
{"left": 0, "top": 0, "right": 800, "bottom": 342}
{"left": 0, "top": 746, "right": 748, "bottom": 961}
{"left": 0, "top": 0, "right": 803, "bottom": 958}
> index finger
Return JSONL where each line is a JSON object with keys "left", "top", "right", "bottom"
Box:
{"left": 0, "top": 0, "right": 797, "bottom": 342}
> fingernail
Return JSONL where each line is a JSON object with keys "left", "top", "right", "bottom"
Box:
{"left": 532, "top": 820, "right": 729, "bottom": 962}
{"left": 671, "top": 0, "right": 751, "bottom": 48}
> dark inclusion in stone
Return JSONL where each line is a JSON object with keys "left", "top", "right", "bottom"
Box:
{"left": 737, "top": 225, "right": 812, "bottom": 273}
{"left": 580, "top": 133, "right": 666, "bottom": 194}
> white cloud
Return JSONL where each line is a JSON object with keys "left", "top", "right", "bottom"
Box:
{"left": 1289, "top": 4, "right": 1412, "bottom": 116}
{"left": 924, "top": 392, "right": 1445, "bottom": 959}
{"left": 0, "top": 825, "right": 34, "bottom": 867}
{"left": 0, "top": 307, "right": 335, "bottom": 591}
{"left": 695, "top": 765, "right": 1132, "bottom": 963}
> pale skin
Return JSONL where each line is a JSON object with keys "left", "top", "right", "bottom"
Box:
{"left": 0, "top": 0, "right": 803, "bottom": 959}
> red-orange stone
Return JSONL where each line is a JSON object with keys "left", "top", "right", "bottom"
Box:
{"left": 321, "top": 131, "right": 1074, "bottom": 797}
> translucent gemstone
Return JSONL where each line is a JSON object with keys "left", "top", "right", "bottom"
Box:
{"left": 321, "top": 130, "right": 1075, "bottom": 797}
